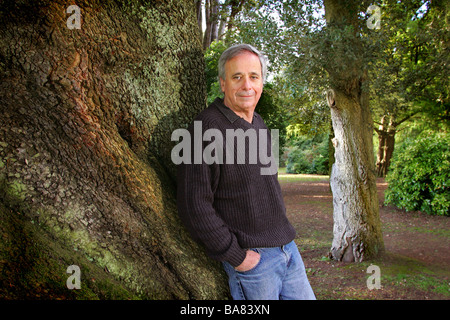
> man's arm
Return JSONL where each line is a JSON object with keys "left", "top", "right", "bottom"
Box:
{"left": 177, "top": 160, "right": 248, "bottom": 268}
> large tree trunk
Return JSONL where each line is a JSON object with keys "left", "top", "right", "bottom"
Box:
{"left": 0, "top": 0, "right": 229, "bottom": 299}
{"left": 324, "top": 0, "right": 384, "bottom": 262}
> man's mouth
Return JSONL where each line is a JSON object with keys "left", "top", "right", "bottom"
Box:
{"left": 238, "top": 92, "right": 254, "bottom": 98}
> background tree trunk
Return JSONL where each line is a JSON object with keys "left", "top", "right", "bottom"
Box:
{"left": 375, "top": 116, "right": 396, "bottom": 177}
{"left": 196, "top": 0, "right": 203, "bottom": 37}
{"left": 202, "top": 0, "right": 219, "bottom": 50}
{"left": 324, "top": 0, "right": 384, "bottom": 262}
{"left": 0, "top": 0, "right": 229, "bottom": 299}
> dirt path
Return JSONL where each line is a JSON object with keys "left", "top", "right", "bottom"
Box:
{"left": 280, "top": 176, "right": 450, "bottom": 300}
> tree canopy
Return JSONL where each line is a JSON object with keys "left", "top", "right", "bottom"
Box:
{"left": 201, "top": 0, "right": 448, "bottom": 168}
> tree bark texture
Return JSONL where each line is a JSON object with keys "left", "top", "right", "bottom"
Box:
{"left": 0, "top": 0, "right": 229, "bottom": 299}
{"left": 375, "top": 116, "right": 396, "bottom": 177}
{"left": 324, "top": 0, "right": 384, "bottom": 262}
{"left": 202, "top": 0, "right": 220, "bottom": 50}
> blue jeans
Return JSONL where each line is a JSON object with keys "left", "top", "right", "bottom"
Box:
{"left": 222, "top": 241, "right": 316, "bottom": 300}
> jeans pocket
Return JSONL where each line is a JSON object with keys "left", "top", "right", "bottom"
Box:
{"left": 236, "top": 248, "right": 262, "bottom": 274}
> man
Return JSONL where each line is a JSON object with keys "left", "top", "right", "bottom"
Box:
{"left": 177, "top": 44, "right": 315, "bottom": 300}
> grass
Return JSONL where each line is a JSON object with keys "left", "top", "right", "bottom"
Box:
{"left": 376, "top": 253, "right": 450, "bottom": 297}
{"left": 281, "top": 171, "right": 450, "bottom": 299}
{"left": 410, "top": 226, "right": 450, "bottom": 238}
{"left": 308, "top": 252, "right": 450, "bottom": 299}
{"left": 277, "top": 167, "right": 329, "bottom": 183}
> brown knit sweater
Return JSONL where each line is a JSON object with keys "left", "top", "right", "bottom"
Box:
{"left": 176, "top": 98, "right": 296, "bottom": 267}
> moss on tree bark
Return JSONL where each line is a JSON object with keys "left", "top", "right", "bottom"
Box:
{"left": 0, "top": 0, "right": 229, "bottom": 299}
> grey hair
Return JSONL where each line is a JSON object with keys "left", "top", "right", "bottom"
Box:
{"left": 218, "top": 44, "right": 268, "bottom": 83}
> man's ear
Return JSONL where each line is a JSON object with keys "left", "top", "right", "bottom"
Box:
{"left": 219, "top": 78, "right": 225, "bottom": 93}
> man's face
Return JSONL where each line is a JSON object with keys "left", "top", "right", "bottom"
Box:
{"left": 220, "top": 51, "right": 263, "bottom": 115}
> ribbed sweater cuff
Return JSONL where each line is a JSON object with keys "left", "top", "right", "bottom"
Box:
{"left": 226, "top": 246, "right": 247, "bottom": 268}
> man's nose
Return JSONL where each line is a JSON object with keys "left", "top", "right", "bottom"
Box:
{"left": 241, "top": 77, "right": 252, "bottom": 90}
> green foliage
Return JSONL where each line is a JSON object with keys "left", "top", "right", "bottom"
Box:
{"left": 204, "top": 40, "right": 227, "bottom": 104}
{"left": 286, "top": 133, "right": 329, "bottom": 175}
{"left": 255, "top": 83, "right": 288, "bottom": 152}
{"left": 369, "top": 0, "right": 449, "bottom": 133}
{"left": 385, "top": 131, "right": 450, "bottom": 216}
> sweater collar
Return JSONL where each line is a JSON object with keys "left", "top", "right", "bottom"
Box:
{"left": 213, "top": 97, "right": 257, "bottom": 124}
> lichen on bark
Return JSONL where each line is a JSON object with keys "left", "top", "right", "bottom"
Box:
{"left": 0, "top": 0, "right": 228, "bottom": 299}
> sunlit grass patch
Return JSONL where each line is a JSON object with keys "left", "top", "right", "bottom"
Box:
{"left": 277, "top": 170, "right": 329, "bottom": 183}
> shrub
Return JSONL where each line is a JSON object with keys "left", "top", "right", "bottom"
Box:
{"left": 385, "top": 131, "right": 450, "bottom": 216}
{"left": 286, "top": 134, "right": 329, "bottom": 175}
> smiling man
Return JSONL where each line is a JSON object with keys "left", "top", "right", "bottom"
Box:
{"left": 219, "top": 49, "right": 263, "bottom": 123}
{"left": 177, "top": 44, "right": 315, "bottom": 300}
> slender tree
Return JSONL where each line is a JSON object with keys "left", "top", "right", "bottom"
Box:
{"left": 323, "top": 0, "right": 384, "bottom": 262}
{"left": 197, "top": 0, "right": 251, "bottom": 50}
{"left": 202, "top": 0, "right": 220, "bottom": 50}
